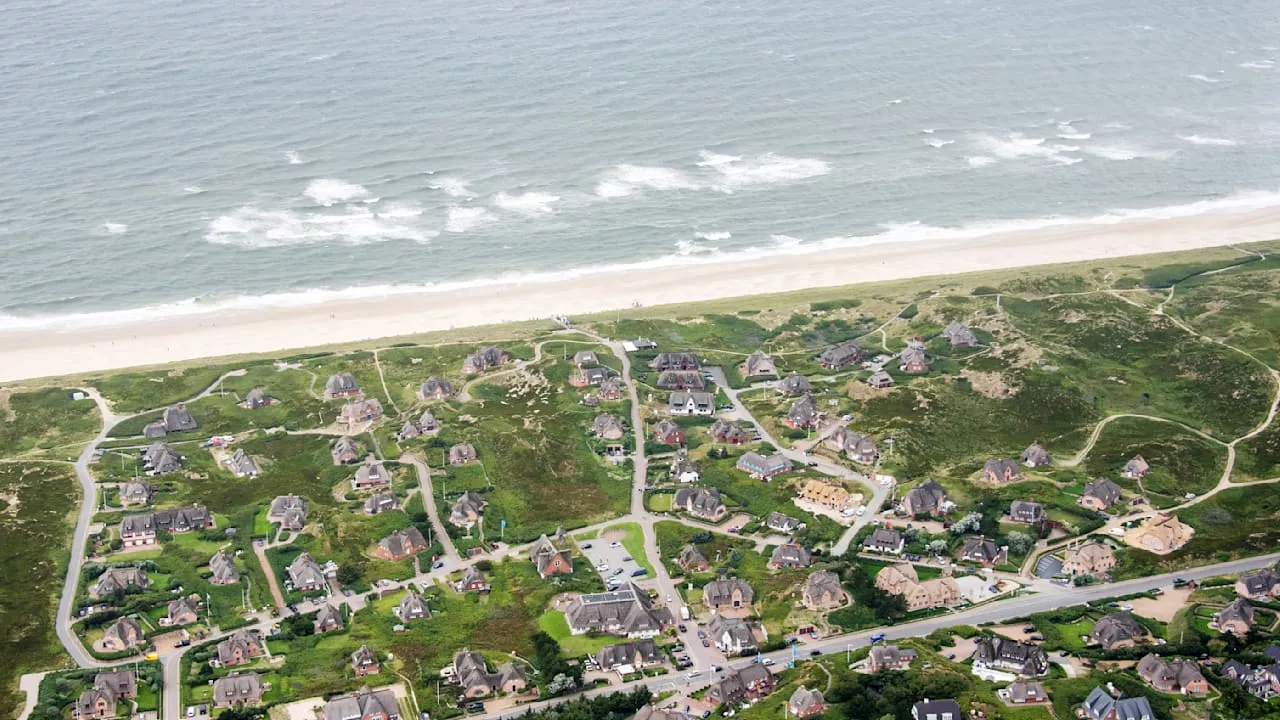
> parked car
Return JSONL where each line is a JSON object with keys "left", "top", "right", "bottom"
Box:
{"left": 631, "top": 568, "right": 648, "bottom": 577}
{"left": 678, "top": 624, "right": 687, "bottom": 633}
{"left": 581, "top": 543, "right": 593, "bottom": 549}
{"left": 809, "top": 649, "right": 821, "bottom": 657}
{"left": 610, "top": 541, "right": 621, "bottom": 548}
{"left": 702, "top": 638, "right": 710, "bottom": 648}
{"left": 697, "top": 630, "right": 706, "bottom": 639}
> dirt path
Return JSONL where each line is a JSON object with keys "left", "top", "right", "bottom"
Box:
{"left": 372, "top": 349, "right": 401, "bottom": 417}
{"left": 254, "top": 541, "right": 287, "bottom": 609}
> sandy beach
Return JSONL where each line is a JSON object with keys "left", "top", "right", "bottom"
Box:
{"left": 3, "top": 205, "right": 1280, "bottom": 383}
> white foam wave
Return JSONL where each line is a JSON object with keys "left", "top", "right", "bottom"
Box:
{"left": 702, "top": 151, "right": 830, "bottom": 191}
{"left": 695, "top": 231, "right": 732, "bottom": 241}
{"left": 444, "top": 206, "right": 496, "bottom": 233}
{"left": 103, "top": 222, "right": 128, "bottom": 234}
{"left": 304, "top": 178, "right": 370, "bottom": 206}
{"left": 375, "top": 203, "right": 424, "bottom": 219}
{"left": 431, "top": 178, "right": 477, "bottom": 199}
{"left": 924, "top": 139, "right": 955, "bottom": 148}
{"left": 1082, "top": 144, "right": 1176, "bottom": 161}
{"left": 182, "top": 186, "right": 204, "bottom": 194}
{"left": 695, "top": 152, "right": 742, "bottom": 168}
{"left": 595, "top": 165, "right": 701, "bottom": 198}
{"left": 285, "top": 150, "right": 306, "bottom": 165}
{"left": 1186, "top": 74, "right": 1222, "bottom": 83}
{"left": 1240, "top": 60, "right": 1275, "bottom": 69}
{"left": 966, "top": 156, "right": 997, "bottom": 168}
{"left": 15, "top": 189, "right": 1280, "bottom": 333}
{"left": 674, "top": 239, "right": 719, "bottom": 256}
{"left": 492, "top": 191, "right": 560, "bottom": 216}
{"left": 1058, "top": 132, "right": 1092, "bottom": 140}
{"left": 921, "top": 128, "right": 936, "bottom": 134}
{"left": 975, "top": 133, "right": 1080, "bottom": 161}
{"left": 205, "top": 206, "right": 434, "bottom": 247}
{"left": 1179, "top": 134, "right": 1237, "bottom": 147}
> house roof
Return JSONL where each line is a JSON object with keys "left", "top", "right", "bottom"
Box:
{"left": 962, "top": 536, "right": 1005, "bottom": 564}
{"left": 1010, "top": 500, "right": 1045, "bottom": 521}
{"left": 322, "top": 687, "right": 399, "bottom": 720}
{"left": 943, "top": 321, "right": 978, "bottom": 346}
{"left": 704, "top": 578, "right": 755, "bottom": 607}
{"left": 1220, "top": 597, "right": 1256, "bottom": 626}
{"left": 1020, "top": 443, "right": 1051, "bottom": 466}
{"left": 903, "top": 478, "right": 947, "bottom": 513}
{"left": 865, "top": 527, "right": 904, "bottom": 549}
{"left": 804, "top": 570, "right": 843, "bottom": 601}
{"left": 209, "top": 550, "right": 240, "bottom": 584}
{"left": 770, "top": 543, "right": 812, "bottom": 567}
{"left": 779, "top": 373, "right": 812, "bottom": 395}
{"left": 674, "top": 486, "right": 725, "bottom": 517}
{"left": 325, "top": 373, "right": 359, "bottom": 395}
{"left": 378, "top": 527, "right": 427, "bottom": 557}
{"left": 287, "top": 552, "right": 326, "bottom": 587}
{"left": 974, "top": 637, "right": 1049, "bottom": 675}
{"left": 1083, "top": 687, "right": 1153, "bottom": 720}
{"left": 766, "top": 512, "right": 801, "bottom": 532}
{"left": 363, "top": 491, "right": 398, "bottom": 513}
{"left": 1083, "top": 478, "right": 1123, "bottom": 505}
{"left": 213, "top": 673, "right": 264, "bottom": 704}
{"left": 677, "top": 544, "right": 707, "bottom": 568}
{"left": 789, "top": 687, "right": 825, "bottom": 713}
{"left": 596, "top": 639, "right": 662, "bottom": 669}
{"left": 1093, "top": 612, "right": 1144, "bottom": 648}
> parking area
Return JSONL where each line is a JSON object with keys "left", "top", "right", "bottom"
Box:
{"left": 578, "top": 529, "right": 647, "bottom": 586}
{"left": 954, "top": 574, "right": 1020, "bottom": 603}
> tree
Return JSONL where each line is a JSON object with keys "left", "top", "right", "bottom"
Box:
{"left": 1005, "top": 531, "right": 1034, "bottom": 555}
{"left": 335, "top": 562, "right": 362, "bottom": 586}
{"left": 546, "top": 673, "right": 577, "bottom": 696}
{"left": 926, "top": 539, "right": 949, "bottom": 556}
{"left": 950, "top": 512, "right": 983, "bottom": 535}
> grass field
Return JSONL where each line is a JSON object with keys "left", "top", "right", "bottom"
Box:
{"left": 0, "top": 387, "right": 100, "bottom": 456}
{"left": 1081, "top": 417, "right": 1227, "bottom": 508}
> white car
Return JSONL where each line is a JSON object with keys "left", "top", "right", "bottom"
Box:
{"left": 762, "top": 658, "right": 775, "bottom": 666}
{"left": 856, "top": 506, "right": 867, "bottom": 516}
{"left": 609, "top": 541, "right": 621, "bottom": 548}
{"left": 596, "top": 563, "right": 609, "bottom": 572}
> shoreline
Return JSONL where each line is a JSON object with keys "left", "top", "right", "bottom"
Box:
{"left": 4, "top": 204, "right": 1280, "bottom": 383}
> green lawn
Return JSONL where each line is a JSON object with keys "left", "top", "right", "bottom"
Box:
{"left": 0, "top": 387, "right": 100, "bottom": 455}
{"left": 1082, "top": 417, "right": 1227, "bottom": 508}
{"left": 537, "top": 611, "right": 620, "bottom": 656}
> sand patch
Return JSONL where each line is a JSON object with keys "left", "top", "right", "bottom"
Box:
{"left": 940, "top": 634, "right": 980, "bottom": 661}
{"left": 601, "top": 529, "right": 627, "bottom": 542}
{"left": 961, "top": 370, "right": 1016, "bottom": 399}
{"left": 988, "top": 622, "right": 1038, "bottom": 642}
{"left": 1126, "top": 584, "right": 1194, "bottom": 622}
{"left": 845, "top": 381, "right": 883, "bottom": 402}
{"left": 0, "top": 491, "right": 20, "bottom": 516}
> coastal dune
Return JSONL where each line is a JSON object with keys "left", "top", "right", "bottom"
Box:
{"left": 4, "top": 205, "right": 1280, "bottom": 383}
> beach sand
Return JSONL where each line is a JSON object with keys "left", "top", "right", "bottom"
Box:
{"left": 3, "top": 205, "right": 1280, "bottom": 383}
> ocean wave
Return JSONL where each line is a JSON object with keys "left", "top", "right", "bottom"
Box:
{"left": 183, "top": 185, "right": 205, "bottom": 194}
{"left": 444, "top": 206, "right": 496, "bottom": 233}
{"left": 14, "top": 188, "right": 1280, "bottom": 333}
{"left": 1081, "top": 144, "right": 1176, "bottom": 161}
{"left": 304, "top": 178, "right": 370, "bottom": 206}
{"left": 103, "top": 222, "right": 128, "bottom": 234}
{"left": 1056, "top": 122, "right": 1092, "bottom": 140}
{"left": 695, "top": 231, "right": 732, "bottom": 241}
{"left": 974, "top": 133, "right": 1080, "bottom": 162}
{"left": 924, "top": 139, "right": 955, "bottom": 148}
{"left": 1179, "top": 134, "right": 1237, "bottom": 147}
{"left": 595, "top": 164, "right": 701, "bottom": 198}
{"left": 966, "top": 156, "right": 997, "bottom": 168}
{"left": 1240, "top": 60, "right": 1275, "bottom": 69}
{"left": 1186, "top": 74, "right": 1223, "bottom": 83}
{"left": 285, "top": 150, "right": 306, "bottom": 165}
{"left": 492, "top": 191, "right": 560, "bottom": 216}
{"left": 430, "top": 178, "right": 477, "bottom": 199}
{"left": 674, "top": 239, "right": 719, "bottom": 256}
{"left": 205, "top": 206, "right": 433, "bottom": 247}
{"left": 701, "top": 151, "right": 830, "bottom": 192}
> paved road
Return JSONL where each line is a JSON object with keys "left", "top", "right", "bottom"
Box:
{"left": 473, "top": 550, "right": 1280, "bottom": 720}
{"left": 402, "top": 454, "right": 459, "bottom": 559}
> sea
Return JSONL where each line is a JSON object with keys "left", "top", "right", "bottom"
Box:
{"left": 1, "top": 0, "right": 1278, "bottom": 329}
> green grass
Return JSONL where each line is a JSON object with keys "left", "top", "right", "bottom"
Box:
{"left": 690, "top": 453, "right": 846, "bottom": 544}
{"left": 537, "top": 611, "right": 621, "bottom": 656}
{"left": 1081, "top": 418, "right": 1227, "bottom": 507}
{"left": 602, "top": 522, "right": 655, "bottom": 575}
{"left": 0, "top": 464, "right": 81, "bottom": 718}
{"left": 0, "top": 387, "right": 100, "bottom": 456}
{"left": 90, "top": 361, "right": 251, "bottom": 413}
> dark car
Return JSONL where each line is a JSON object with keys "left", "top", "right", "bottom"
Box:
{"left": 631, "top": 568, "right": 648, "bottom": 577}
{"left": 581, "top": 543, "right": 593, "bottom": 549}
{"left": 809, "top": 649, "right": 821, "bottom": 657}
{"left": 697, "top": 630, "right": 706, "bottom": 639}
{"left": 702, "top": 638, "right": 711, "bottom": 648}
{"left": 678, "top": 624, "right": 687, "bottom": 633}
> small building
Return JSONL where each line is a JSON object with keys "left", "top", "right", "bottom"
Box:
{"left": 340, "top": 397, "right": 384, "bottom": 425}
{"left": 417, "top": 376, "right": 455, "bottom": 400}
{"left": 796, "top": 478, "right": 854, "bottom": 513}
{"left": 864, "top": 527, "right": 905, "bottom": 555}
{"left": 598, "top": 378, "right": 624, "bottom": 401}
{"left": 456, "top": 566, "right": 491, "bottom": 593}
{"left": 788, "top": 687, "right": 826, "bottom": 718}
{"left": 867, "top": 371, "right": 894, "bottom": 389}
{"left": 899, "top": 341, "right": 930, "bottom": 374}
{"left": 981, "top": 458, "right": 1022, "bottom": 484}
{"left": 592, "top": 413, "right": 626, "bottom": 440}
{"left": 739, "top": 351, "right": 778, "bottom": 379}
{"left": 802, "top": 570, "right": 846, "bottom": 610}
{"left": 530, "top": 531, "right": 574, "bottom": 578}
{"left": 351, "top": 458, "right": 391, "bottom": 492}
{"left": 564, "top": 583, "right": 671, "bottom": 638}
{"left": 90, "top": 566, "right": 152, "bottom": 599}
{"left": 1129, "top": 512, "right": 1194, "bottom": 555}
{"left": 779, "top": 373, "right": 812, "bottom": 396}
{"left": 1020, "top": 443, "right": 1051, "bottom": 468}
{"left": 209, "top": 550, "right": 240, "bottom": 585}
{"left": 398, "top": 410, "right": 439, "bottom": 440}
{"left": 167, "top": 596, "right": 199, "bottom": 626}
{"left": 1215, "top": 598, "right": 1256, "bottom": 636}
{"left": 449, "top": 443, "right": 478, "bottom": 465}
{"left": 706, "top": 615, "right": 758, "bottom": 654}
{"left": 1092, "top": 611, "right": 1146, "bottom": 650}
{"left": 826, "top": 427, "right": 879, "bottom": 464}
{"left": 595, "top": 639, "right": 663, "bottom": 672}
{"left": 818, "top": 341, "right": 862, "bottom": 370}
{"left": 144, "top": 404, "right": 199, "bottom": 438}
{"left": 707, "top": 664, "right": 774, "bottom": 706}
{"left": 1236, "top": 568, "right": 1280, "bottom": 600}
{"left": 769, "top": 543, "right": 813, "bottom": 569}
{"left": 1137, "top": 653, "right": 1209, "bottom": 695}
{"left": 652, "top": 419, "right": 685, "bottom": 446}
{"left": 668, "top": 391, "right": 714, "bottom": 416}
{"left": 902, "top": 478, "right": 948, "bottom": 517}
{"left": 571, "top": 366, "right": 611, "bottom": 387}
{"left": 1009, "top": 500, "right": 1045, "bottom": 524}
{"left": 677, "top": 544, "right": 709, "bottom": 573}
{"left": 241, "top": 386, "right": 273, "bottom": 410}
{"left": 868, "top": 645, "right": 918, "bottom": 672}
{"left": 572, "top": 350, "right": 599, "bottom": 367}
{"left": 453, "top": 649, "right": 528, "bottom": 698}
{"left": 673, "top": 486, "right": 727, "bottom": 521}
{"left": 1082, "top": 687, "right": 1154, "bottom": 720}
{"left": 1062, "top": 541, "right": 1117, "bottom": 576}
{"left": 322, "top": 686, "right": 401, "bottom": 720}
{"left": 875, "top": 564, "right": 961, "bottom": 610}
{"left": 363, "top": 491, "right": 399, "bottom": 515}
{"left": 449, "top": 492, "right": 487, "bottom": 528}
{"left": 784, "top": 394, "right": 819, "bottom": 430}
{"left": 912, "top": 699, "right": 961, "bottom": 720}
{"left": 286, "top": 552, "right": 327, "bottom": 592}
{"left": 76, "top": 671, "right": 137, "bottom": 719}
{"left": 462, "top": 346, "right": 512, "bottom": 374}
{"left": 118, "top": 480, "right": 154, "bottom": 506}
{"left": 99, "top": 616, "right": 144, "bottom": 651}
{"left": 1122, "top": 455, "right": 1151, "bottom": 479}
{"left": 142, "top": 442, "right": 182, "bottom": 474}
{"left": 212, "top": 672, "right": 265, "bottom": 708}
{"left": 1080, "top": 478, "right": 1123, "bottom": 512}
{"left": 351, "top": 645, "right": 381, "bottom": 677}
{"left": 332, "top": 436, "right": 361, "bottom": 465}
{"left": 375, "top": 527, "right": 428, "bottom": 561}
{"left": 765, "top": 512, "right": 802, "bottom": 534}
{"left": 960, "top": 536, "right": 1008, "bottom": 567}
{"left": 657, "top": 371, "right": 705, "bottom": 391}
{"left": 669, "top": 448, "right": 700, "bottom": 483}
{"left": 268, "top": 495, "right": 308, "bottom": 531}
{"left": 225, "top": 448, "right": 259, "bottom": 478}
{"left": 703, "top": 577, "right": 754, "bottom": 611}
{"left": 973, "top": 637, "right": 1049, "bottom": 676}
{"left": 216, "top": 629, "right": 263, "bottom": 667}
{"left": 942, "top": 321, "right": 978, "bottom": 347}
{"left": 735, "top": 451, "right": 792, "bottom": 480}
{"left": 649, "top": 352, "right": 700, "bottom": 372}
{"left": 1005, "top": 680, "right": 1049, "bottom": 705}
{"left": 314, "top": 603, "right": 344, "bottom": 633}
{"left": 325, "top": 373, "right": 362, "bottom": 399}
{"left": 709, "top": 419, "right": 748, "bottom": 445}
